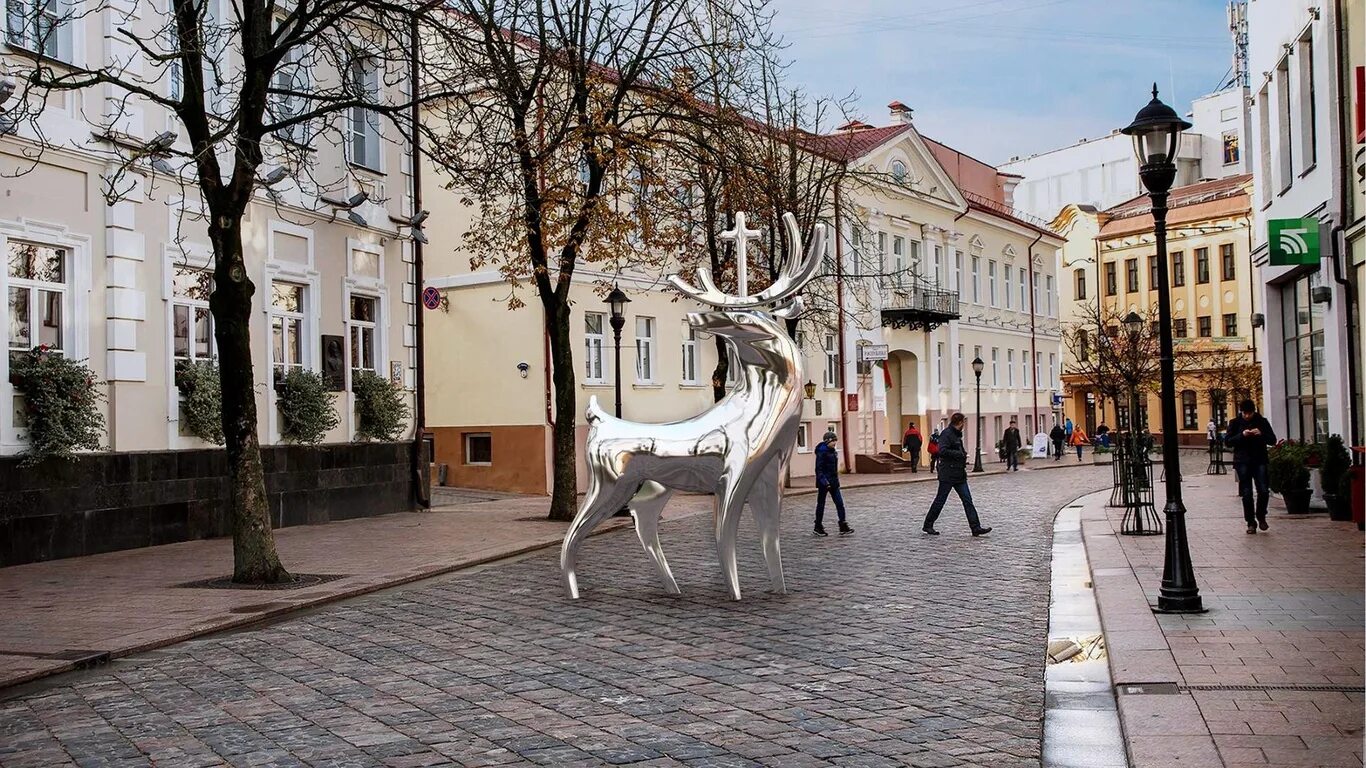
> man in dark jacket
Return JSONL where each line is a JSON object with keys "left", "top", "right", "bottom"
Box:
{"left": 1003, "top": 419, "right": 1022, "bottom": 472}
{"left": 1050, "top": 423, "right": 1066, "bottom": 460}
{"left": 1224, "top": 399, "right": 1276, "bottom": 534}
{"left": 813, "top": 431, "right": 853, "bottom": 536}
{"left": 928, "top": 428, "right": 941, "bottom": 472}
{"left": 922, "top": 413, "right": 991, "bottom": 537}
{"left": 903, "top": 423, "right": 924, "bottom": 472}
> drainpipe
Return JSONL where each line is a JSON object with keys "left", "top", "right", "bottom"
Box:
{"left": 1095, "top": 236, "right": 1105, "bottom": 421}
{"left": 408, "top": 15, "right": 430, "bottom": 509}
{"left": 1244, "top": 214, "right": 1257, "bottom": 364}
{"left": 1330, "top": 224, "right": 1362, "bottom": 462}
{"left": 1028, "top": 231, "right": 1043, "bottom": 432}
{"left": 834, "top": 181, "right": 852, "bottom": 473}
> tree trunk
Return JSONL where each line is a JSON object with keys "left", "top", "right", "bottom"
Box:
{"left": 210, "top": 216, "right": 290, "bottom": 584}
{"left": 711, "top": 335, "right": 728, "bottom": 403}
{"left": 546, "top": 300, "right": 578, "bottom": 521}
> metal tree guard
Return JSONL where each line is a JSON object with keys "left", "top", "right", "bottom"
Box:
{"left": 1206, "top": 432, "right": 1228, "bottom": 475}
{"left": 1119, "top": 429, "right": 1162, "bottom": 535}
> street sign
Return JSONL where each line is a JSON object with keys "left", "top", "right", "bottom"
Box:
{"left": 846, "top": 393, "right": 859, "bottom": 412}
{"left": 1051, "top": 392, "right": 1063, "bottom": 408}
{"left": 421, "top": 286, "right": 442, "bottom": 310}
{"left": 858, "top": 344, "right": 889, "bottom": 362}
{"left": 1268, "top": 217, "right": 1320, "bottom": 266}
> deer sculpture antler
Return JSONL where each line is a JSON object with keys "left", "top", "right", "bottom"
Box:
{"left": 561, "top": 212, "right": 826, "bottom": 601}
{"left": 668, "top": 212, "right": 825, "bottom": 314}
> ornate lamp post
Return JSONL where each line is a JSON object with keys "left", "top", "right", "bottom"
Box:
{"left": 1121, "top": 86, "right": 1203, "bottom": 612}
{"left": 607, "top": 285, "right": 631, "bottom": 418}
{"left": 971, "top": 356, "right": 985, "bottom": 473}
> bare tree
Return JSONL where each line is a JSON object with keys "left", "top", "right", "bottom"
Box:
{"left": 1062, "top": 303, "right": 1162, "bottom": 427}
{"left": 4, "top": 0, "right": 463, "bottom": 581}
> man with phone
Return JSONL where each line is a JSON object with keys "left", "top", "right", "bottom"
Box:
{"left": 1224, "top": 399, "right": 1277, "bottom": 534}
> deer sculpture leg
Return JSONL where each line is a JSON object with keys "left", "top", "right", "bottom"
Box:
{"left": 747, "top": 453, "right": 787, "bottom": 594}
{"left": 715, "top": 453, "right": 763, "bottom": 601}
{"left": 561, "top": 471, "right": 637, "bottom": 600}
{"left": 629, "top": 480, "right": 679, "bottom": 595}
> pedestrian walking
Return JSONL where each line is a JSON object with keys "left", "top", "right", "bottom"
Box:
{"left": 1069, "top": 425, "right": 1090, "bottom": 462}
{"left": 1003, "top": 419, "right": 1023, "bottom": 472}
{"left": 1050, "top": 422, "right": 1065, "bottom": 461}
{"left": 902, "top": 423, "right": 924, "bottom": 473}
{"left": 928, "top": 427, "right": 941, "bottom": 473}
{"left": 1224, "top": 399, "right": 1276, "bottom": 534}
{"left": 922, "top": 413, "right": 992, "bottom": 537}
{"left": 813, "top": 431, "right": 853, "bottom": 537}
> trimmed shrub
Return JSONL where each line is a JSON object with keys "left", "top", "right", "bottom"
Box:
{"left": 10, "top": 346, "right": 106, "bottom": 464}
{"left": 174, "top": 361, "right": 225, "bottom": 445}
{"left": 353, "top": 370, "right": 410, "bottom": 442}
{"left": 276, "top": 368, "right": 339, "bottom": 444}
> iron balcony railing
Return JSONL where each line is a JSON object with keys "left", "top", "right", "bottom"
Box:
{"left": 880, "top": 272, "right": 960, "bottom": 330}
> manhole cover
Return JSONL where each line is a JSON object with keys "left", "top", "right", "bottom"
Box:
{"left": 175, "top": 574, "right": 346, "bottom": 590}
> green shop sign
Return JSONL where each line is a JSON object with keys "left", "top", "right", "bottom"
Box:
{"left": 1267, "top": 217, "right": 1320, "bottom": 266}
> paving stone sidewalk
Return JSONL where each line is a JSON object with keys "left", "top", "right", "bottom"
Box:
{"left": 1081, "top": 457, "right": 1364, "bottom": 768}
{"left": 0, "top": 465, "right": 1110, "bottom": 767}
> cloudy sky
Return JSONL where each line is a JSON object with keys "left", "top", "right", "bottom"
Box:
{"left": 769, "top": 0, "right": 1235, "bottom": 165}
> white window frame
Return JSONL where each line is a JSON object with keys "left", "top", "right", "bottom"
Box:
{"left": 1022, "top": 348, "right": 1030, "bottom": 389}
{"left": 263, "top": 221, "right": 321, "bottom": 443}
{"left": 823, "top": 333, "right": 839, "bottom": 388}
{"left": 270, "top": 21, "right": 311, "bottom": 145}
{"left": 1, "top": 220, "right": 92, "bottom": 453}
{"left": 1007, "top": 349, "right": 1015, "bottom": 387}
{"left": 892, "top": 235, "right": 905, "bottom": 273}
{"left": 988, "top": 260, "right": 997, "bottom": 307}
{"left": 909, "top": 239, "right": 921, "bottom": 273}
{"left": 464, "top": 432, "right": 492, "bottom": 466}
{"left": 634, "top": 315, "right": 655, "bottom": 384}
{"left": 1004, "top": 266, "right": 1013, "bottom": 309}
{"left": 991, "top": 348, "right": 999, "bottom": 387}
{"left": 584, "top": 312, "right": 606, "bottom": 384}
{"left": 165, "top": 245, "right": 217, "bottom": 446}
{"left": 936, "top": 342, "right": 944, "bottom": 388}
{"left": 1019, "top": 267, "right": 1028, "bottom": 310}
{"left": 4, "top": 0, "right": 76, "bottom": 63}
{"left": 970, "top": 256, "right": 980, "bottom": 303}
{"left": 933, "top": 244, "right": 943, "bottom": 286}
{"left": 796, "top": 422, "right": 811, "bottom": 453}
{"left": 957, "top": 344, "right": 965, "bottom": 389}
{"left": 680, "top": 323, "right": 698, "bottom": 386}
{"left": 1045, "top": 274, "right": 1054, "bottom": 317}
{"left": 347, "top": 53, "right": 383, "bottom": 172}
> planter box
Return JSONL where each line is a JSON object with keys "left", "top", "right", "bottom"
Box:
{"left": 1280, "top": 488, "right": 1313, "bottom": 515}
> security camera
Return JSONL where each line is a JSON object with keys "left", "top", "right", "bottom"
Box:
{"left": 516, "top": 361, "right": 530, "bottom": 378}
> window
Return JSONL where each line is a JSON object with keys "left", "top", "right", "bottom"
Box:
{"left": 171, "top": 266, "right": 213, "bottom": 364}
{"left": 796, "top": 423, "right": 810, "bottom": 452}
{"left": 935, "top": 342, "right": 944, "bottom": 387}
{"left": 724, "top": 345, "right": 740, "bottom": 387}
{"left": 1222, "top": 130, "right": 1239, "bottom": 165}
{"left": 1048, "top": 353, "right": 1056, "bottom": 389}
{"left": 1045, "top": 275, "right": 1053, "bottom": 316}
{"left": 876, "top": 232, "right": 887, "bottom": 275}
{"left": 826, "top": 422, "right": 839, "bottom": 441}
{"left": 1004, "top": 267, "right": 1013, "bottom": 308}
{"left": 1104, "top": 262, "right": 1117, "bottom": 296}
{"left": 988, "top": 260, "right": 997, "bottom": 306}
{"left": 890, "top": 160, "right": 908, "bottom": 182}
{"left": 824, "top": 333, "right": 839, "bottom": 388}
{"left": 849, "top": 229, "right": 862, "bottom": 276}
{"left": 6, "top": 0, "right": 72, "bottom": 61}
{"left": 1034, "top": 352, "right": 1041, "bottom": 388}
{"left": 1197, "top": 315, "right": 1212, "bottom": 338}
{"left": 958, "top": 344, "right": 965, "bottom": 388}
{"left": 1257, "top": 86, "right": 1273, "bottom": 201}
{"left": 270, "top": 282, "right": 306, "bottom": 380}
{"left": 1282, "top": 277, "right": 1328, "bottom": 441}
{"left": 1275, "top": 60, "right": 1293, "bottom": 187}
{"left": 990, "top": 348, "right": 999, "bottom": 386}
{"left": 1149, "top": 255, "right": 1159, "bottom": 288}
{"left": 584, "top": 313, "right": 605, "bottom": 383}
{"left": 933, "top": 245, "right": 943, "bottom": 286}
{"left": 1078, "top": 329, "right": 1090, "bottom": 362}
{"left": 6, "top": 241, "right": 67, "bottom": 373}
{"left": 1125, "top": 258, "right": 1139, "bottom": 293}
{"left": 1297, "top": 35, "right": 1316, "bottom": 170}
{"left": 1222, "top": 313, "right": 1237, "bottom": 337}
{"left": 1019, "top": 267, "right": 1028, "bottom": 309}
{"left": 1211, "top": 389, "right": 1228, "bottom": 427}
{"left": 1032, "top": 272, "right": 1040, "bottom": 310}
{"left": 1195, "top": 248, "right": 1209, "bottom": 284}
{"left": 1220, "top": 244, "right": 1235, "bottom": 281}
{"left": 1117, "top": 404, "right": 1130, "bottom": 430}
{"left": 348, "top": 294, "right": 378, "bottom": 375}
{"left": 681, "top": 325, "right": 698, "bottom": 385}
{"left": 892, "top": 236, "right": 905, "bottom": 273}
{"left": 464, "top": 433, "right": 492, "bottom": 465}
{"left": 1174, "top": 318, "right": 1187, "bottom": 338}
{"left": 634, "top": 316, "right": 655, "bottom": 383}
{"left": 1007, "top": 349, "right": 1015, "bottom": 386}
{"left": 1172, "top": 251, "right": 1185, "bottom": 286}
{"left": 1074, "top": 268, "right": 1086, "bottom": 300}
{"left": 954, "top": 251, "right": 963, "bottom": 294}
{"left": 909, "top": 240, "right": 921, "bottom": 273}
{"left": 1181, "top": 390, "right": 1198, "bottom": 430}
{"left": 971, "top": 256, "right": 980, "bottom": 303}
{"left": 270, "top": 20, "right": 309, "bottom": 144}
{"left": 347, "top": 55, "right": 381, "bottom": 170}
{"left": 1021, "top": 348, "right": 1030, "bottom": 388}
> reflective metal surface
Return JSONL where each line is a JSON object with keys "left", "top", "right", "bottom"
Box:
{"left": 561, "top": 213, "right": 826, "bottom": 600}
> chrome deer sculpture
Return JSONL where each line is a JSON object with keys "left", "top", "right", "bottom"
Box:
{"left": 561, "top": 213, "right": 826, "bottom": 600}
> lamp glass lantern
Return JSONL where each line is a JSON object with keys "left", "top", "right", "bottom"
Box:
{"left": 606, "top": 285, "right": 631, "bottom": 320}
{"left": 971, "top": 357, "right": 985, "bottom": 377}
{"left": 1122, "top": 310, "right": 1144, "bottom": 336}
{"left": 804, "top": 380, "right": 817, "bottom": 400}
{"left": 1120, "top": 85, "right": 1192, "bottom": 168}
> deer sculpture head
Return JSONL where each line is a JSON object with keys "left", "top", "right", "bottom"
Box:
{"left": 561, "top": 212, "right": 826, "bottom": 601}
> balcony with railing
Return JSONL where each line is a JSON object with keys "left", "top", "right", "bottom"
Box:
{"left": 879, "top": 272, "right": 960, "bottom": 331}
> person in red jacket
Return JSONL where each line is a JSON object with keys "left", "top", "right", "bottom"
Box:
{"left": 902, "top": 423, "right": 924, "bottom": 472}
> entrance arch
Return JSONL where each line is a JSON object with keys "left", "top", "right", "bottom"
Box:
{"left": 886, "top": 350, "right": 922, "bottom": 451}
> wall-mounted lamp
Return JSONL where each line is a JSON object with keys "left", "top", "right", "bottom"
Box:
{"left": 1250, "top": 312, "right": 1265, "bottom": 328}
{"left": 803, "top": 380, "right": 817, "bottom": 400}
{"left": 517, "top": 361, "right": 530, "bottom": 379}
{"left": 1310, "top": 286, "right": 1332, "bottom": 305}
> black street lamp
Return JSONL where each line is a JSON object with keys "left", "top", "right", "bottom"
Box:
{"left": 971, "top": 356, "right": 985, "bottom": 473}
{"left": 1122, "top": 86, "right": 1203, "bottom": 613}
{"left": 606, "top": 285, "right": 631, "bottom": 418}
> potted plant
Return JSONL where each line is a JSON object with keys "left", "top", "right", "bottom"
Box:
{"left": 1268, "top": 440, "right": 1314, "bottom": 515}
{"left": 1016, "top": 447, "right": 1031, "bottom": 465}
{"left": 1320, "top": 435, "right": 1351, "bottom": 521}
{"left": 1092, "top": 445, "right": 1113, "bottom": 465}
{"left": 174, "top": 360, "right": 225, "bottom": 444}
{"left": 352, "top": 370, "right": 411, "bottom": 442}
{"left": 276, "top": 368, "right": 340, "bottom": 444}
{"left": 9, "top": 345, "right": 106, "bottom": 464}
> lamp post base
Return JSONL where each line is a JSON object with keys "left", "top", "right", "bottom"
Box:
{"left": 1156, "top": 498, "right": 1204, "bottom": 613}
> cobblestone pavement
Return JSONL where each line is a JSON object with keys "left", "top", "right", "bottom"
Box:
{"left": 0, "top": 464, "right": 1110, "bottom": 768}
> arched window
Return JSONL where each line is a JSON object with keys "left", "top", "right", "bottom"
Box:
{"left": 1181, "top": 390, "right": 1198, "bottom": 430}
{"left": 1210, "top": 389, "right": 1228, "bottom": 428}
{"left": 890, "top": 160, "right": 908, "bottom": 181}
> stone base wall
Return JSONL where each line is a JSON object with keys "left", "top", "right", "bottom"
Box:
{"left": 0, "top": 443, "right": 416, "bottom": 567}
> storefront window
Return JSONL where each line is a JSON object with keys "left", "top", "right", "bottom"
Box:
{"left": 1280, "top": 275, "right": 1327, "bottom": 441}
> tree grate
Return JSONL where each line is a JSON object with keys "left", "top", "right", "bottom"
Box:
{"left": 1181, "top": 683, "right": 1364, "bottom": 693}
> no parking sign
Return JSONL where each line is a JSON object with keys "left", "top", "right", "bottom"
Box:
{"left": 421, "top": 286, "right": 441, "bottom": 310}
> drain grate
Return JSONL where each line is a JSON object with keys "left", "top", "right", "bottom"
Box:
{"left": 1116, "top": 682, "right": 1181, "bottom": 695}
{"left": 1182, "top": 683, "right": 1364, "bottom": 693}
